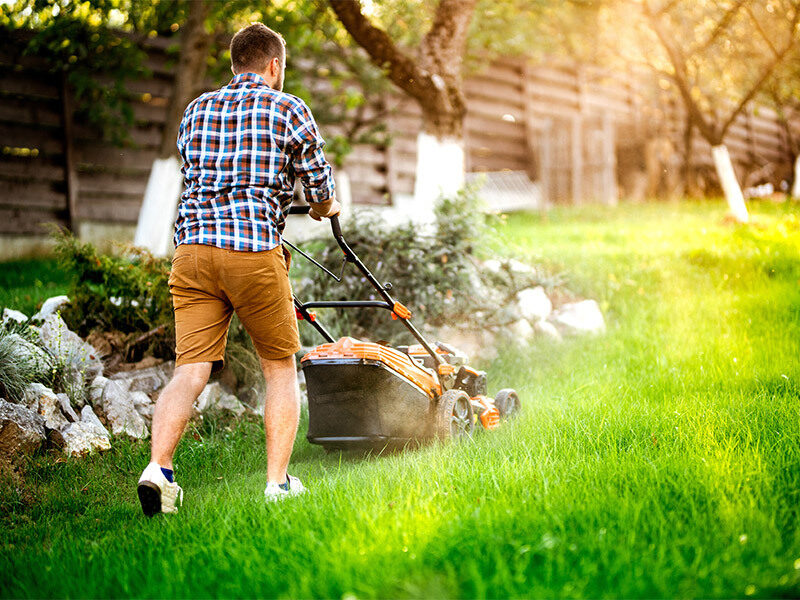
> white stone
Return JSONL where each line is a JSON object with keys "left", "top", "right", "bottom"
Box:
{"left": 130, "top": 391, "right": 155, "bottom": 421}
{"left": 507, "top": 258, "right": 536, "bottom": 276}
{"left": 0, "top": 399, "right": 46, "bottom": 457}
{"left": 534, "top": 319, "right": 562, "bottom": 341}
{"left": 2, "top": 308, "right": 27, "bottom": 325}
{"left": 39, "top": 314, "right": 103, "bottom": 381}
{"left": 481, "top": 259, "right": 503, "bottom": 274}
{"left": 32, "top": 295, "right": 70, "bottom": 321}
{"left": 435, "top": 325, "right": 496, "bottom": 362}
{"left": 61, "top": 416, "right": 111, "bottom": 457}
{"left": 22, "top": 383, "right": 69, "bottom": 431}
{"left": 507, "top": 319, "right": 535, "bottom": 343}
{"left": 100, "top": 379, "right": 148, "bottom": 439}
{"left": 80, "top": 405, "right": 109, "bottom": 437}
{"left": 112, "top": 361, "right": 172, "bottom": 396}
{"left": 89, "top": 375, "right": 109, "bottom": 406}
{"left": 56, "top": 392, "right": 79, "bottom": 422}
{"left": 195, "top": 382, "right": 222, "bottom": 413}
{"left": 216, "top": 390, "right": 246, "bottom": 417}
{"left": 516, "top": 287, "right": 552, "bottom": 322}
{"left": 550, "top": 300, "right": 606, "bottom": 334}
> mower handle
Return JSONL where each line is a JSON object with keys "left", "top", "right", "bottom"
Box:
{"left": 287, "top": 204, "right": 343, "bottom": 239}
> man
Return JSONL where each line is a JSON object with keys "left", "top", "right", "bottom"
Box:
{"left": 137, "top": 22, "right": 340, "bottom": 516}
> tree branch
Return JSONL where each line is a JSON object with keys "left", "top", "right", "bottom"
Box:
{"left": 328, "top": 0, "right": 427, "bottom": 101}
{"left": 718, "top": 4, "right": 800, "bottom": 137}
{"left": 688, "top": 0, "right": 748, "bottom": 56}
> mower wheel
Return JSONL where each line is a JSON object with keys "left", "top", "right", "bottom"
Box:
{"left": 494, "top": 388, "right": 521, "bottom": 419}
{"left": 435, "top": 390, "right": 475, "bottom": 441}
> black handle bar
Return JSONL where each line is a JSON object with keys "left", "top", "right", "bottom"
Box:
{"left": 287, "top": 204, "right": 342, "bottom": 239}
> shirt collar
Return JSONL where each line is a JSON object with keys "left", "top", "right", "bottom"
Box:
{"left": 226, "top": 72, "right": 270, "bottom": 89}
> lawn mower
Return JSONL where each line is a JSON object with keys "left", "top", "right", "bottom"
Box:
{"left": 286, "top": 206, "right": 520, "bottom": 451}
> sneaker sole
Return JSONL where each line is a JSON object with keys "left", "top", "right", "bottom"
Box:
{"left": 137, "top": 481, "right": 162, "bottom": 517}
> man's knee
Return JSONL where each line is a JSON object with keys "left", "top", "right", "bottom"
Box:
{"left": 260, "top": 354, "right": 296, "bottom": 380}
{"left": 171, "top": 362, "right": 212, "bottom": 393}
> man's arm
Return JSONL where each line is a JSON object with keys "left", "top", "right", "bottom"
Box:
{"left": 287, "top": 101, "right": 340, "bottom": 220}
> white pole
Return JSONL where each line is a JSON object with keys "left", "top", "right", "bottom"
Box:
{"left": 711, "top": 144, "right": 749, "bottom": 223}
{"left": 134, "top": 156, "right": 184, "bottom": 256}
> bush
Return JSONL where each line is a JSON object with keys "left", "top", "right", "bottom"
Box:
{"left": 53, "top": 231, "right": 174, "bottom": 362}
{"left": 293, "top": 186, "right": 542, "bottom": 345}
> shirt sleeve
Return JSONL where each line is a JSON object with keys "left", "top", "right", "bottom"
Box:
{"left": 287, "top": 100, "right": 336, "bottom": 204}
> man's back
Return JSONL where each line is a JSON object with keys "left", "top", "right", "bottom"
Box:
{"left": 175, "top": 72, "right": 335, "bottom": 252}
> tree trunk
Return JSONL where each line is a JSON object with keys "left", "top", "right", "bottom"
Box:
{"left": 135, "top": 1, "right": 211, "bottom": 255}
{"left": 711, "top": 144, "right": 749, "bottom": 222}
{"left": 792, "top": 154, "right": 800, "bottom": 198}
{"left": 329, "top": 0, "right": 476, "bottom": 208}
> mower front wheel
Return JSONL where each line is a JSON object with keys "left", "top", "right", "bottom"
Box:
{"left": 435, "top": 390, "right": 474, "bottom": 441}
{"left": 495, "top": 388, "right": 521, "bottom": 419}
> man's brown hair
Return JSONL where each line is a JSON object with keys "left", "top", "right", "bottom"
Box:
{"left": 230, "top": 23, "right": 285, "bottom": 74}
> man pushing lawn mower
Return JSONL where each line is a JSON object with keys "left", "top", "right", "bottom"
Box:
{"left": 136, "top": 23, "right": 340, "bottom": 516}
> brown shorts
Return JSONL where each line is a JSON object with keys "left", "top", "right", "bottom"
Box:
{"left": 168, "top": 243, "right": 300, "bottom": 372}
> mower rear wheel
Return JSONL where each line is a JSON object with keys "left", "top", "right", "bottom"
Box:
{"left": 435, "top": 390, "right": 474, "bottom": 441}
{"left": 495, "top": 388, "right": 521, "bottom": 419}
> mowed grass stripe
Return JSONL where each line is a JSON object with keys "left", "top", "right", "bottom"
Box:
{"left": 1, "top": 200, "right": 799, "bottom": 598}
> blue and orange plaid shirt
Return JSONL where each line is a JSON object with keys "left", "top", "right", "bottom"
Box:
{"left": 174, "top": 72, "right": 335, "bottom": 251}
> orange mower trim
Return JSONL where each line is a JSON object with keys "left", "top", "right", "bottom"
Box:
{"left": 301, "top": 337, "right": 441, "bottom": 398}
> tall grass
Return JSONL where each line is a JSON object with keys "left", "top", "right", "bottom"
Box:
{"left": 1, "top": 200, "right": 798, "bottom": 599}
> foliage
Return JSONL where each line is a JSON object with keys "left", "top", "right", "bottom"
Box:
{"left": 2, "top": 202, "right": 800, "bottom": 598}
{"left": 0, "top": 329, "right": 42, "bottom": 403}
{"left": 52, "top": 230, "right": 173, "bottom": 359}
{"left": 1, "top": 1, "right": 150, "bottom": 145}
{"left": 293, "top": 186, "right": 540, "bottom": 345}
{"left": 0, "top": 258, "right": 69, "bottom": 317}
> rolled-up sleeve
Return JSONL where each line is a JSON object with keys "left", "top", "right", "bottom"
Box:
{"left": 288, "top": 101, "right": 335, "bottom": 204}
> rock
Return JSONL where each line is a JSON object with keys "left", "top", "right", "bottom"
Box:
{"left": 534, "top": 319, "right": 562, "bottom": 341}
{"left": 507, "top": 258, "right": 537, "bottom": 276}
{"left": 56, "top": 393, "right": 79, "bottom": 422}
{"left": 2, "top": 308, "right": 28, "bottom": 325}
{"left": 32, "top": 295, "right": 70, "bottom": 321}
{"left": 130, "top": 391, "right": 155, "bottom": 422}
{"left": 89, "top": 375, "right": 108, "bottom": 406}
{"left": 482, "top": 259, "right": 503, "bottom": 274}
{"left": 61, "top": 406, "right": 111, "bottom": 456}
{"left": 216, "top": 390, "right": 246, "bottom": 417}
{"left": 550, "top": 300, "right": 606, "bottom": 335}
{"left": 4, "top": 334, "right": 53, "bottom": 377}
{"left": 0, "top": 398, "right": 46, "bottom": 458}
{"left": 22, "top": 383, "right": 69, "bottom": 431}
{"left": 516, "top": 287, "right": 553, "bottom": 322}
{"left": 111, "top": 361, "right": 173, "bottom": 397}
{"left": 80, "top": 405, "right": 109, "bottom": 437}
{"left": 195, "top": 382, "right": 222, "bottom": 413}
{"left": 39, "top": 314, "right": 103, "bottom": 381}
{"left": 99, "top": 379, "right": 148, "bottom": 439}
{"left": 507, "top": 319, "right": 535, "bottom": 344}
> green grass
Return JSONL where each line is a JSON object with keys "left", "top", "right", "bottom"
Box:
{"left": 0, "top": 257, "right": 70, "bottom": 316}
{"left": 2, "top": 200, "right": 800, "bottom": 599}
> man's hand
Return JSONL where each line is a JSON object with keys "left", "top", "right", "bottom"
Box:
{"left": 309, "top": 198, "right": 342, "bottom": 221}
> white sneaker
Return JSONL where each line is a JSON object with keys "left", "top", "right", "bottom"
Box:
{"left": 264, "top": 474, "right": 306, "bottom": 502}
{"left": 137, "top": 462, "right": 183, "bottom": 517}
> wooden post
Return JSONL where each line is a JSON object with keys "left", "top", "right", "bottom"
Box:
{"left": 571, "top": 66, "right": 586, "bottom": 204}
{"left": 539, "top": 118, "right": 553, "bottom": 208}
{"left": 60, "top": 73, "right": 79, "bottom": 233}
{"left": 383, "top": 92, "right": 398, "bottom": 205}
{"left": 601, "top": 113, "right": 617, "bottom": 205}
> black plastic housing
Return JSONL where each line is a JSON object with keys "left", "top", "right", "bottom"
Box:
{"left": 303, "top": 358, "right": 435, "bottom": 449}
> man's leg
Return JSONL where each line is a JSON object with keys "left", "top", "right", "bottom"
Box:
{"left": 150, "top": 361, "right": 212, "bottom": 469}
{"left": 260, "top": 355, "right": 299, "bottom": 484}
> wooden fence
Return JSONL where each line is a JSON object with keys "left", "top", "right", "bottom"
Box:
{"left": 0, "top": 31, "right": 795, "bottom": 238}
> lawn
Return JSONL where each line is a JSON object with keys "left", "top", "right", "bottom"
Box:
{"left": 1, "top": 200, "right": 799, "bottom": 599}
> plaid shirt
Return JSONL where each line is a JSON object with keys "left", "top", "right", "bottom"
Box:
{"left": 174, "top": 72, "right": 335, "bottom": 251}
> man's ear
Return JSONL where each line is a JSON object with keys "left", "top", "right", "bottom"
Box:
{"left": 270, "top": 57, "right": 280, "bottom": 76}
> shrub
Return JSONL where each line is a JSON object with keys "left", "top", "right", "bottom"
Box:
{"left": 293, "top": 186, "right": 538, "bottom": 345}
{"left": 52, "top": 231, "right": 174, "bottom": 362}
